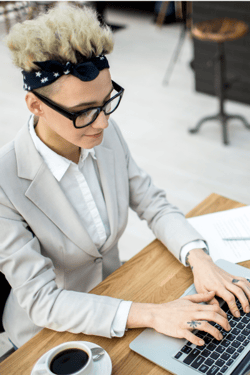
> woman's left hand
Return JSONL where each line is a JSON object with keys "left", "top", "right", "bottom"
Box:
{"left": 187, "top": 249, "right": 250, "bottom": 318}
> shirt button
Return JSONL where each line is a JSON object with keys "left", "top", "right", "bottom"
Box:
{"left": 94, "top": 258, "right": 102, "bottom": 264}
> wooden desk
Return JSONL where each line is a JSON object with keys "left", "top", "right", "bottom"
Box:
{"left": 0, "top": 193, "right": 248, "bottom": 374}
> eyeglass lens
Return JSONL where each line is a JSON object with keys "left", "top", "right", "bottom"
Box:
{"left": 75, "top": 94, "right": 121, "bottom": 128}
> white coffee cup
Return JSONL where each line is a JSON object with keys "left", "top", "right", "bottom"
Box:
{"left": 33, "top": 341, "right": 93, "bottom": 375}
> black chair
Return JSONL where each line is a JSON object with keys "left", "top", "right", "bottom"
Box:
{"left": 0, "top": 273, "right": 15, "bottom": 361}
{"left": 0, "top": 272, "right": 11, "bottom": 333}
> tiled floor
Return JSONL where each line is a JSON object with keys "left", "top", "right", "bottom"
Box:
{"left": 0, "top": 2, "right": 250, "bottom": 357}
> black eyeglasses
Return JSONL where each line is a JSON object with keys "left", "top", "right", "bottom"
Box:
{"left": 32, "top": 80, "right": 124, "bottom": 128}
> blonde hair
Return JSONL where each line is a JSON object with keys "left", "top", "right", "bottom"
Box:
{"left": 4, "top": 3, "right": 114, "bottom": 96}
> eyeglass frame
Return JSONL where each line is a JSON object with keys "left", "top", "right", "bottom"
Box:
{"left": 31, "top": 80, "right": 124, "bottom": 129}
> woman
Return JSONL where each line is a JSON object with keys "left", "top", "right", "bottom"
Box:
{"left": 1, "top": 3, "right": 249, "bottom": 350}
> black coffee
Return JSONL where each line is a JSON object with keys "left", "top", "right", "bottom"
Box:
{"left": 50, "top": 348, "right": 89, "bottom": 375}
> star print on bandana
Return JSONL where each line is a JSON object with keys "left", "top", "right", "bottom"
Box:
{"left": 21, "top": 54, "right": 109, "bottom": 91}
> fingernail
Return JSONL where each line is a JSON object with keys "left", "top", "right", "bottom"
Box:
{"left": 227, "top": 324, "right": 231, "bottom": 330}
{"left": 199, "top": 340, "right": 204, "bottom": 345}
{"left": 235, "top": 310, "right": 240, "bottom": 318}
{"left": 246, "top": 306, "right": 250, "bottom": 313}
{"left": 219, "top": 333, "right": 223, "bottom": 340}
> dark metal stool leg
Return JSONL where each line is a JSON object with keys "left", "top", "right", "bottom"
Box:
{"left": 189, "top": 115, "right": 219, "bottom": 133}
{"left": 226, "top": 114, "right": 250, "bottom": 129}
{"left": 216, "top": 43, "right": 228, "bottom": 145}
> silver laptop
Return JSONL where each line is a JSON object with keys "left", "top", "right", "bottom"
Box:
{"left": 130, "top": 259, "right": 250, "bottom": 375}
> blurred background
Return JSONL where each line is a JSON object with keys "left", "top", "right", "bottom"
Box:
{"left": 1, "top": 0, "right": 250, "bottom": 358}
{"left": 0, "top": 0, "right": 250, "bottom": 261}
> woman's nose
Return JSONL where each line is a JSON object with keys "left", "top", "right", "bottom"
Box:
{"left": 92, "top": 110, "right": 109, "bottom": 130}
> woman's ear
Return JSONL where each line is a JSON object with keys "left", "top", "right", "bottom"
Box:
{"left": 25, "top": 92, "right": 45, "bottom": 117}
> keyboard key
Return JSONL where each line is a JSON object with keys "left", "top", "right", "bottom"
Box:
{"left": 236, "top": 322, "right": 245, "bottom": 330}
{"left": 220, "top": 366, "right": 229, "bottom": 373}
{"left": 247, "top": 322, "right": 250, "bottom": 329}
{"left": 201, "top": 349, "right": 211, "bottom": 357}
{"left": 225, "top": 333, "right": 235, "bottom": 341}
{"left": 212, "top": 338, "right": 221, "bottom": 345}
{"left": 204, "top": 336, "right": 212, "bottom": 344}
{"left": 183, "top": 349, "right": 200, "bottom": 365}
{"left": 181, "top": 345, "right": 192, "bottom": 354}
{"left": 232, "top": 340, "right": 241, "bottom": 348}
{"left": 226, "top": 347, "right": 235, "bottom": 354}
{"left": 237, "top": 334, "right": 246, "bottom": 342}
{"left": 175, "top": 351, "right": 183, "bottom": 359}
{"left": 199, "top": 364, "right": 209, "bottom": 373}
{"left": 215, "top": 345, "right": 225, "bottom": 354}
{"left": 207, "top": 365, "right": 220, "bottom": 375}
{"left": 242, "top": 328, "right": 250, "bottom": 336}
{"left": 186, "top": 341, "right": 192, "bottom": 346}
{"left": 232, "top": 352, "right": 240, "bottom": 359}
{"left": 207, "top": 343, "right": 217, "bottom": 351}
{"left": 221, "top": 352, "right": 230, "bottom": 361}
{"left": 190, "top": 355, "right": 205, "bottom": 369}
{"left": 197, "top": 331, "right": 207, "bottom": 338}
{"left": 205, "top": 358, "right": 215, "bottom": 366}
{"left": 243, "top": 339, "right": 250, "bottom": 347}
{"left": 221, "top": 340, "right": 231, "bottom": 348}
{"left": 242, "top": 316, "right": 250, "bottom": 324}
{"left": 215, "top": 359, "right": 226, "bottom": 367}
{"left": 230, "top": 321, "right": 237, "bottom": 327}
{"left": 232, "top": 328, "right": 241, "bottom": 335}
{"left": 221, "top": 303, "right": 229, "bottom": 312}
{"left": 237, "top": 346, "right": 245, "bottom": 353}
{"left": 210, "top": 352, "right": 220, "bottom": 360}
{"left": 226, "top": 358, "right": 234, "bottom": 366}
{"left": 231, "top": 318, "right": 241, "bottom": 324}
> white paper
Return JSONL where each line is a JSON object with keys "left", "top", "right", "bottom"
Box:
{"left": 187, "top": 205, "right": 250, "bottom": 263}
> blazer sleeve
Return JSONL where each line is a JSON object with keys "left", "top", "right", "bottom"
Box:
{"left": 111, "top": 120, "right": 208, "bottom": 261}
{"left": 0, "top": 186, "right": 122, "bottom": 338}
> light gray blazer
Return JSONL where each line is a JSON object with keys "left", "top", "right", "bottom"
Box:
{"left": 0, "top": 116, "right": 205, "bottom": 348}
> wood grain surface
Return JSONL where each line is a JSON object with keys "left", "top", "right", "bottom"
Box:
{"left": 0, "top": 193, "right": 249, "bottom": 375}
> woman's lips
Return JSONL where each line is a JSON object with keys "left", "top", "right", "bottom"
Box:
{"left": 84, "top": 132, "right": 102, "bottom": 138}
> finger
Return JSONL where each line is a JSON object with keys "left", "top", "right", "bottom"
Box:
{"left": 182, "top": 330, "right": 205, "bottom": 346}
{"left": 206, "top": 297, "right": 220, "bottom": 306}
{"left": 186, "top": 320, "right": 224, "bottom": 341}
{"left": 201, "top": 303, "right": 227, "bottom": 319}
{"left": 225, "top": 282, "right": 249, "bottom": 316}
{"left": 215, "top": 288, "right": 240, "bottom": 318}
{"left": 184, "top": 291, "right": 215, "bottom": 304}
{"left": 194, "top": 310, "right": 231, "bottom": 332}
{"left": 231, "top": 278, "right": 250, "bottom": 313}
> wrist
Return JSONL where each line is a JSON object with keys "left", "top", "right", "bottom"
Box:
{"left": 186, "top": 248, "right": 212, "bottom": 267}
{"left": 126, "top": 302, "right": 157, "bottom": 330}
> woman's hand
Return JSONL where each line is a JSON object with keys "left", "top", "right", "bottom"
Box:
{"left": 187, "top": 249, "right": 250, "bottom": 318}
{"left": 126, "top": 291, "right": 231, "bottom": 346}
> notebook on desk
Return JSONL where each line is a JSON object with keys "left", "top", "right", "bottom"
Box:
{"left": 130, "top": 259, "right": 250, "bottom": 375}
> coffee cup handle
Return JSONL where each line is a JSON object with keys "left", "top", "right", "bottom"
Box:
{"left": 33, "top": 362, "right": 48, "bottom": 374}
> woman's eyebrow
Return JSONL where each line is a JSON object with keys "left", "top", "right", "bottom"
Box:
{"left": 67, "top": 86, "right": 114, "bottom": 110}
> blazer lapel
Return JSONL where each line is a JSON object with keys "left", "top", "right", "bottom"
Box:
{"left": 94, "top": 145, "right": 118, "bottom": 252}
{"left": 15, "top": 119, "right": 100, "bottom": 258}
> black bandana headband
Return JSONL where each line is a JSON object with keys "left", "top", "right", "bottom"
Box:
{"left": 22, "top": 54, "right": 109, "bottom": 91}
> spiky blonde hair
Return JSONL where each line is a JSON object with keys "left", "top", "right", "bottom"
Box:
{"left": 3, "top": 3, "right": 114, "bottom": 96}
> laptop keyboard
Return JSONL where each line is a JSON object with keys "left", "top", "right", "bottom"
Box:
{"left": 173, "top": 289, "right": 250, "bottom": 374}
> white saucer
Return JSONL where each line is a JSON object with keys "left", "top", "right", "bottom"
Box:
{"left": 31, "top": 341, "right": 112, "bottom": 375}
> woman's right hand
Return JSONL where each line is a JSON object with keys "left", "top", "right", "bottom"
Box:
{"left": 126, "top": 291, "right": 231, "bottom": 346}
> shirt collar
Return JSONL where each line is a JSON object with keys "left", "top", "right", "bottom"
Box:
{"left": 29, "top": 114, "right": 96, "bottom": 181}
